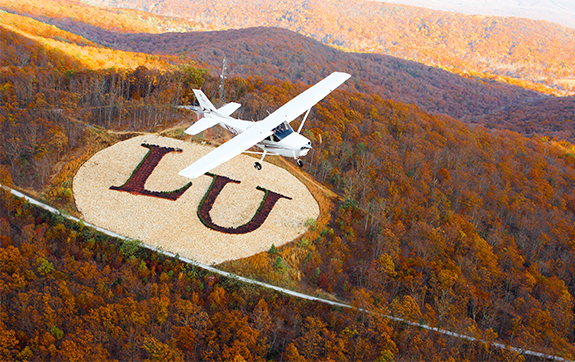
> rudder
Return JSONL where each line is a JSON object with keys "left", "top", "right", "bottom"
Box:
{"left": 193, "top": 89, "right": 217, "bottom": 111}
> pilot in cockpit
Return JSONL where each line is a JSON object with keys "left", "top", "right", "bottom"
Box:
{"left": 274, "top": 122, "right": 287, "bottom": 133}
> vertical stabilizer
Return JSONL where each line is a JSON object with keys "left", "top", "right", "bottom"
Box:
{"left": 193, "top": 89, "right": 216, "bottom": 111}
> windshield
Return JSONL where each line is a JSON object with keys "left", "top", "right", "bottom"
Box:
{"left": 271, "top": 121, "right": 294, "bottom": 142}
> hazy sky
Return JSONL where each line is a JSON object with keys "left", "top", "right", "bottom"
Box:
{"left": 375, "top": 0, "right": 575, "bottom": 28}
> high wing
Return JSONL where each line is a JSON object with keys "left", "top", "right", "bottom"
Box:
{"left": 178, "top": 72, "right": 350, "bottom": 179}
{"left": 179, "top": 122, "right": 274, "bottom": 179}
{"left": 258, "top": 72, "right": 351, "bottom": 130}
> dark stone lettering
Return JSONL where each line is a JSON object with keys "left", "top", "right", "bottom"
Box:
{"left": 110, "top": 143, "right": 192, "bottom": 200}
{"left": 198, "top": 173, "right": 292, "bottom": 234}
{"left": 110, "top": 144, "right": 293, "bottom": 233}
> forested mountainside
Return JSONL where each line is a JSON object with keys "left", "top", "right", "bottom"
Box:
{"left": 7, "top": 0, "right": 575, "bottom": 143}
{"left": 0, "top": 0, "right": 204, "bottom": 35}
{"left": 471, "top": 96, "right": 575, "bottom": 141}
{"left": 115, "top": 28, "right": 549, "bottom": 120}
{"left": 2, "top": 4, "right": 575, "bottom": 360}
{"left": 87, "top": 0, "right": 575, "bottom": 95}
{"left": 0, "top": 26, "right": 210, "bottom": 192}
{"left": 0, "top": 10, "right": 190, "bottom": 70}
{"left": 8, "top": 0, "right": 575, "bottom": 145}
{"left": 103, "top": 27, "right": 575, "bottom": 143}
{"left": 218, "top": 77, "right": 575, "bottom": 358}
{"left": 17, "top": 21, "right": 543, "bottom": 122}
{"left": 1, "top": 189, "right": 526, "bottom": 361}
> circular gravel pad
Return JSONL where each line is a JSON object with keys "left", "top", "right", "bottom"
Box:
{"left": 73, "top": 135, "right": 319, "bottom": 265}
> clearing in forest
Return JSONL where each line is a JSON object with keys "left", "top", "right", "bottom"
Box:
{"left": 73, "top": 135, "right": 319, "bottom": 264}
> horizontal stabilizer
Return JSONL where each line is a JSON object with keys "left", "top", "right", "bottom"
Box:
{"left": 177, "top": 105, "right": 201, "bottom": 111}
{"left": 183, "top": 116, "right": 220, "bottom": 136}
{"left": 217, "top": 102, "right": 241, "bottom": 116}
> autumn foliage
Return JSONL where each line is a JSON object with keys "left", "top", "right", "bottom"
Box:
{"left": 0, "top": 194, "right": 400, "bottom": 361}
{"left": 214, "top": 77, "right": 575, "bottom": 358}
{"left": 1, "top": 3, "right": 575, "bottom": 360}
{"left": 472, "top": 96, "right": 575, "bottom": 142}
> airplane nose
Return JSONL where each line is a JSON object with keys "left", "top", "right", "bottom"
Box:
{"left": 301, "top": 142, "right": 312, "bottom": 150}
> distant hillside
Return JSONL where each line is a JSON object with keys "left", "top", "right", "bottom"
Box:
{"left": 62, "top": 26, "right": 545, "bottom": 121}
{"left": 87, "top": 0, "right": 575, "bottom": 95}
{"left": 0, "top": 0, "right": 205, "bottom": 36}
{"left": 380, "top": 0, "right": 575, "bottom": 29}
{"left": 0, "top": 10, "right": 186, "bottom": 70}
{"left": 0, "top": 23, "right": 84, "bottom": 70}
{"left": 4, "top": 1, "right": 573, "bottom": 142}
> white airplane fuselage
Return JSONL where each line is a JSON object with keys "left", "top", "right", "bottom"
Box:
{"left": 259, "top": 132, "right": 312, "bottom": 159}
{"left": 217, "top": 116, "right": 312, "bottom": 159}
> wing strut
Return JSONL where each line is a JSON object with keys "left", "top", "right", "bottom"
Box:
{"left": 297, "top": 108, "right": 312, "bottom": 134}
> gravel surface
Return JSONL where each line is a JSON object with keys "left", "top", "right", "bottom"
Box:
{"left": 73, "top": 135, "right": 319, "bottom": 264}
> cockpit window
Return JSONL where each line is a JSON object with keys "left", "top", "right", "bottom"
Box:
{"left": 271, "top": 121, "right": 294, "bottom": 142}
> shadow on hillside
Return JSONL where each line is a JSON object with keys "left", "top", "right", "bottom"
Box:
{"left": 8, "top": 10, "right": 549, "bottom": 121}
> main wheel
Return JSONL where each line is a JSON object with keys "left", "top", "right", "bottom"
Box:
{"left": 296, "top": 159, "right": 304, "bottom": 168}
{"left": 254, "top": 162, "right": 262, "bottom": 170}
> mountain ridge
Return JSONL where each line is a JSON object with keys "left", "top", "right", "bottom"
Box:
{"left": 0, "top": 16, "right": 545, "bottom": 121}
{"left": 4, "top": 1, "right": 574, "bottom": 143}
{"left": 114, "top": 27, "right": 548, "bottom": 121}
{"left": 85, "top": 0, "right": 575, "bottom": 95}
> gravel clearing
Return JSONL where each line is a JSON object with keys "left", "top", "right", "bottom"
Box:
{"left": 73, "top": 135, "right": 319, "bottom": 264}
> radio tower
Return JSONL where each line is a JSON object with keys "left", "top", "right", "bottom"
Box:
{"left": 218, "top": 56, "right": 227, "bottom": 106}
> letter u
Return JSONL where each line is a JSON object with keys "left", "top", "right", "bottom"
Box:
{"left": 198, "top": 173, "right": 292, "bottom": 234}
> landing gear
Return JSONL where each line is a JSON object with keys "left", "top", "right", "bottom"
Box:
{"left": 254, "top": 150, "right": 267, "bottom": 171}
{"left": 296, "top": 159, "right": 304, "bottom": 168}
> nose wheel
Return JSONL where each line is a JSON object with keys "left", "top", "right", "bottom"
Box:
{"left": 296, "top": 159, "right": 304, "bottom": 168}
{"left": 254, "top": 162, "right": 262, "bottom": 170}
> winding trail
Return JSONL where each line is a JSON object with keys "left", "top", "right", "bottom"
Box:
{"left": 4, "top": 186, "right": 571, "bottom": 361}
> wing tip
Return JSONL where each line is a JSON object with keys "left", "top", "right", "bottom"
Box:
{"left": 178, "top": 168, "right": 202, "bottom": 180}
{"left": 331, "top": 71, "right": 351, "bottom": 79}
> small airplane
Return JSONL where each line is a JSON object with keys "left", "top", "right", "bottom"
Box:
{"left": 178, "top": 71, "right": 350, "bottom": 179}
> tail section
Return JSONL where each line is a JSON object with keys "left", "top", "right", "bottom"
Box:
{"left": 192, "top": 89, "right": 241, "bottom": 117}
{"left": 193, "top": 89, "right": 217, "bottom": 111}
{"left": 187, "top": 89, "right": 250, "bottom": 135}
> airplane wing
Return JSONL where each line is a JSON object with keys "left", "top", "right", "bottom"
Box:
{"left": 183, "top": 103, "right": 242, "bottom": 136}
{"left": 179, "top": 122, "right": 273, "bottom": 179}
{"left": 179, "top": 72, "right": 350, "bottom": 179}
{"left": 256, "top": 71, "right": 350, "bottom": 130}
